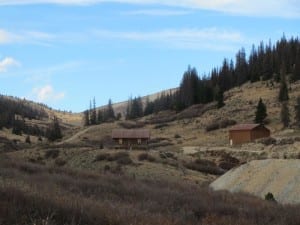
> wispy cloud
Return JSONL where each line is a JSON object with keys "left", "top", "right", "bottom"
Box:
{"left": 0, "top": 29, "right": 20, "bottom": 44}
{"left": 25, "top": 61, "right": 85, "bottom": 84}
{"left": 0, "top": 28, "right": 55, "bottom": 46}
{"left": 31, "top": 85, "right": 65, "bottom": 102}
{"left": 93, "top": 27, "right": 245, "bottom": 51}
{"left": 0, "top": 0, "right": 298, "bottom": 18}
{"left": 0, "top": 26, "right": 246, "bottom": 51}
{"left": 123, "top": 9, "right": 192, "bottom": 16}
{"left": 0, "top": 57, "right": 20, "bottom": 72}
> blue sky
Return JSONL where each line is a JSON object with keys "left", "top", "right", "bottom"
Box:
{"left": 0, "top": 0, "right": 299, "bottom": 112}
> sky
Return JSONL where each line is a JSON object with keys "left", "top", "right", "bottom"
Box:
{"left": 0, "top": 0, "right": 299, "bottom": 112}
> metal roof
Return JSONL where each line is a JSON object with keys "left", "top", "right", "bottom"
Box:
{"left": 112, "top": 129, "right": 150, "bottom": 139}
{"left": 229, "top": 124, "right": 262, "bottom": 131}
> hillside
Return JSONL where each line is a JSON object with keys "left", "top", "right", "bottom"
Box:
{"left": 1, "top": 80, "right": 300, "bottom": 224}
{"left": 210, "top": 159, "right": 300, "bottom": 204}
{"left": 97, "top": 87, "right": 178, "bottom": 117}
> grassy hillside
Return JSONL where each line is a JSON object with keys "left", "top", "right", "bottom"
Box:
{"left": 1, "top": 155, "right": 299, "bottom": 225}
{"left": 1, "top": 80, "right": 300, "bottom": 224}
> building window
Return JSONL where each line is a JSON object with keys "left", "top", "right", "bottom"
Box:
{"left": 119, "top": 139, "right": 123, "bottom": 145}
{"left": 138, "top": 139, "right": 141, "bottom": 144}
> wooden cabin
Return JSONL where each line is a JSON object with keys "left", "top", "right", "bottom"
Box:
{"left": 229, "top": 124, "right": 270, "bottom": 145}
{"left": 112, "top": 129, "right": 150, "bottom": 149}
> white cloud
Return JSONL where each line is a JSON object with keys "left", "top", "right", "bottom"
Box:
{"left": 0, "top": 0, "right": 298, "bottom": 18}
{"left": 0, "top": 28, "right": 55, "bottom": 46}
{"left": 123, "top": 9, "right": 192, "bottom": 16}
{"left": 0, "top": 29, "right": 19, "bottom": 44}
{"left": 0, "top": 26, "right": 246, "bottom": 51}
{"left": 0, "top": 57, "right": 20, "bottom": 72}
{"left": 93, "top": 27, "right": 245, "bottom": 51}
{"left": 32, "top": 85, "right": 65, "bottom": 102}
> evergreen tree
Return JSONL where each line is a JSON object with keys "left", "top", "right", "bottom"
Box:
{"left": 90, "top": 97, "right": 97, "bottom": 125}
{"left": 216, "top": 87, "right": 225, "bottom": 108}
{"left": 249, "top": 45, "right": 260, "bottom": 82}
{"left": 294, "top": 96, "right": 300, "bottom": 127}
{"left": 144, "top": 97, "right": 155, "bottom": 116}
{"left": 178, "top": 66, "right": 199, "bottom": 109}
{"left": 235, "top": 48, "right": 248, "bottom": 85}
{"left": 83, "top": 110, "right": 90, "bottom": 126}
{"left": 106, "top": 99, "right": 115, "bottom": 120}
{"left": 262, "top": 40, "right": 274, "bottom": 81}
{"left": 278, "top": 71, "right": 289, "bottom": 102}
{"left": 254, "top": 98, "right": 267, "bottom": 124}
{"left": 97, "top": 109, "right": 104, "bottom": 123}
{"left": 292, "top": 49, "right": 300, "bottom": 81}
{"left": 46, "top": 116, "right": 62, "bottom": 141}
{"left": 281, "top": 102, "right": 290, "bottom": 128}
{"left": 126, "top": 97, "right": 132, "bottom": 120}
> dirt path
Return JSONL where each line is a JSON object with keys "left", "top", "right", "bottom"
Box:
{"left": 58, "top": 126, "right": 94, "bottom": 144}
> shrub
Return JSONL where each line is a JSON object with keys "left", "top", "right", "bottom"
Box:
{"left": 154, "top": 123, "right": 169, "bottom": 129}
{"left": 114, "top": 152, "right": 133, "bottom": 165}
{"left": 44, "top": 149, "right": 59, "bottom": 159}
{"left": 138, "top": 153, "right": 156, "bottom": 162}
{"left": 55, "top": 158, "right": 66, "bottom": 167}
{"left": 94, "top": 153, "right": 110, "bottom": 162}
{"left": 184, "top": 159, "right": 225, "bottom": 175}
{"left": 258, "top": 137, "right": 277, "bottom": 145}
{"left": 174, "top": 134, "right": 181, "bottom": 139}
{"left": 104, "top": 165, "right": 110, "bottom": 171}
{"left": 206, "top": 119, "right": 237, "bottom": 132}
{"left": 159, "top": 152, "right": 176, "bottom": 160}
{"left": 25, "top": 135, "right": 31, "bottom": 144}
{"left": 219, "top": 119, "right": 237, "bottom": 128}
{"left": 205, "top": 122, "right": 220, "bottom": 132}
{"left": 218, "top": 153, "right": 240, "bottom": 170}
{"left": 265, "top": 192, "right": 276, "bottom": 202}
{"left": 116, "top": 156, "right": 133, "bottom": 165}
{"left": 99, "top": 142, "right": 104, "bottom": 149}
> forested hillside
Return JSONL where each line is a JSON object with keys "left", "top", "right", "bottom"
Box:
{"left": 146, "top": 36, "right": 300, "bottom": 113}
{"left": 0, "top": 95, "right": 48, "bottom": 136}
{"left": 82, "top": 36, "right": 300, "bottom": 125}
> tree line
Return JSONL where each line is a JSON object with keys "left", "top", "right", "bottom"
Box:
{"left": 83, "top": 35, "right": 300, "bottom": 126}
{"left": 0, "top": 95, "right": 48, "bottom": 136}
{"left": 0, "top": 95, "right": 64, "bottom": 141}
{"left": 144, "top": 36, "right": 300, "bottom": 114}
{"left": 83, "top": 98, "right": 117, "bottom": 126}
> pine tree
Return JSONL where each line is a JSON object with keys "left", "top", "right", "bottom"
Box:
{"left": 254, "top": 98, "right": 267, "bottom": 124}
{"left": 97, "top": 109, "right": 103, "bottom": 124}
{"left": 106, "top": 99, "right": 115, "bottom": 120}
{"left": 278, "top": 73, "right": 289, "bottom": 102}
{"left": 235, "top": 48, "right": 248, "bottom": 85}
{"left": 292, "top": 49, "right": 300, "bottom": 81}
{"left": 216, "top": 87, "right": 225, "bottom": 108}
{"left": 281, "top": 102, "right": 290, "bottom": 128}
{"left": 90, "top": 97, "right": 97, "bottom": 125}
{"left": 46, "top": 116, "right": 62, "bottom": 141}
{"left": 294, "top": 96, "right": 300, "bottom": 127}
{"left": 83, "top": 110, "right": 90, "bottom": 126}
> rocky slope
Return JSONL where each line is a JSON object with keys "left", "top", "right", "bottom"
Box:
{"left": 210, "top": 159, "right": 300, "bottom": 204}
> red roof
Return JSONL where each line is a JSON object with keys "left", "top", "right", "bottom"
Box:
{"left": 112, "top": 129, "right": 150, "bottom": 139}
{"left": 229, "top": 124, "right": 262, "bottom": 131}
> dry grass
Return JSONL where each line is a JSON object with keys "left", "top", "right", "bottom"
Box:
{"left": 0, "top": 156, "right": 299, "bottom": 225}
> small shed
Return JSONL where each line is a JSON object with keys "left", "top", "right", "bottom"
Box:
{"left": 229, "top": 124, "right": 270, "bottom": 145}
{"left": 112, "top": 129, "right": 150, "bottom": 149}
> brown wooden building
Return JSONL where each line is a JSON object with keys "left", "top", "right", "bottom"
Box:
{"left": 112, "top": 129, "right": 150, "bottom": 149}
{"left": 229, "top": 124, "right": 270, "bottom": 145}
